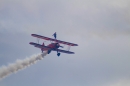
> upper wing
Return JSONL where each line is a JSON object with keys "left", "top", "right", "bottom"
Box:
{"left": 31, "top": 34, "right": 78, "bottom": 46}
{"left": 52, "top": 49, "right": 75, "bottom": 54}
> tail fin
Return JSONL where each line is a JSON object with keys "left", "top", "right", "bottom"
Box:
{"left": 41, "top": 43, "right": 45, "bottom": 53}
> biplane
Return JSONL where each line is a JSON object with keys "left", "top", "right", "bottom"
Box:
{"left": 29, "top": 32, "right": 78, "bottom": 56}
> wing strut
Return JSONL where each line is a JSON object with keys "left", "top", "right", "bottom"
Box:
{"left": 67, "top": 46, "right": 71, "bottom": 51}
{"left": 37, "top": 38, "right": 40, "bottom": 44}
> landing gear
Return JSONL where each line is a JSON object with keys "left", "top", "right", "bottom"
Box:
{"left": 57, "top": 50, "right": 60, "bottom": 56}
{"left": 41, "top": 49, "right": 43, "bottom": 53}
{"left": 57, "top": 53, "right": 60, "bottom": 56}
{"left": 48, "top": 50, "right": 51, "bottom": 54}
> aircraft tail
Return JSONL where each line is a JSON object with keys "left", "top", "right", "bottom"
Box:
{"left": 41, "top": 43, "right": 45, "bottom": 53}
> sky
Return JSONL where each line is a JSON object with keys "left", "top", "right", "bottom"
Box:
{"left": 0, "top": 0, "right": 130, "bottom": 86}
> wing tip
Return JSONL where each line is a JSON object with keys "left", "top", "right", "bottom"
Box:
{"left": 29, "top": 42, "right": 32, "bottom": 44}
{"left": 73, "top": 44, "right": 78, "bottom": 46}
{"left": 29, "top": 42, "right": 35, "bottom": 45}
{"left": 69, "top": 52, "right": 75, "bottom": 54}
{"left": 31, "top": 34, "right": 36, "bottom": 36}
{"left": 75, "top": 44, "right": 78, "bottom": 46}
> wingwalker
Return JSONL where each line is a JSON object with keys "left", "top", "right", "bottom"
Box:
{"left": 29, "top": 32, "right": 78, "bottom": 56}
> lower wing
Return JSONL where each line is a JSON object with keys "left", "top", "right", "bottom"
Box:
{"left": 30, "top": 42, "right": 74, "bottom": 54}
{"left": 29, "top": 42, "right": 50, "bottom": 49}
{"left": 52, "top": 49, "right": 74, "bottom": 54}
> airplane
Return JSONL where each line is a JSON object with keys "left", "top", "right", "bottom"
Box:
{"left": 29, "top": 32, "right": 78, "bottom": 56}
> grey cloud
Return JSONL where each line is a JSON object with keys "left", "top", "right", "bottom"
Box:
{"left": 0, "top": 0, "right": 130, "bottom": 36}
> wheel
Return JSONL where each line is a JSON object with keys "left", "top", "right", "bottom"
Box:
{"left": 48, "top": 50, "right": 51, "bottom": 54}
{"left": 57, "top": 53, "right": 60, "bottom": 56}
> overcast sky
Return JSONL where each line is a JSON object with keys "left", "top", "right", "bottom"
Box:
{"left": 0, "top": 0, "right": 130, "bottom": 86}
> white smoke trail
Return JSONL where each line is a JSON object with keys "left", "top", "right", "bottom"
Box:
{"left": 0, "top": 52, "right": 47, "bottom": 79}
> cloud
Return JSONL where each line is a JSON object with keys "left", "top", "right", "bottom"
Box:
{"left": 0, "top": 0, "right": 130, "bottom": 37}
{"left": 105, "top": 79, "right": 130, "bottom": 86}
